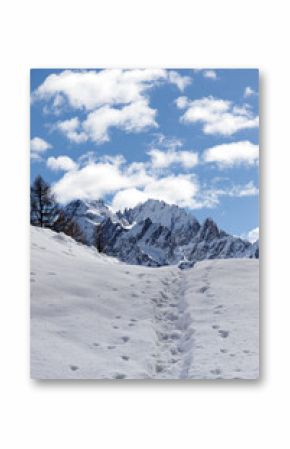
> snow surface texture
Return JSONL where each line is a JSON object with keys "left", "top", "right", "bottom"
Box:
{"left": 65, "top": 198, "right": 258, "bottom": 266}
{"left": 31, "top": 226, "right": 259, "bottom": 380}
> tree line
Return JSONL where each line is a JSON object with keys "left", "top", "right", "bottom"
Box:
{"left": 30, "top": 175, "right": 84, "bottom": 243}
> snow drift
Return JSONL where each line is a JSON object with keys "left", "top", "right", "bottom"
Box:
{"left": 31, "top": 226, "right": 259, "bottom": 379}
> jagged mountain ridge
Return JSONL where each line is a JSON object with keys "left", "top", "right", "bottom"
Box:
{"left": 63, "top": 198, "right": 258, "bottom": 266}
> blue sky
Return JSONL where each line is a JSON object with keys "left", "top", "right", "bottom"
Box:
{"left": 30, "top": 68, "right": 259, "bottom": 240}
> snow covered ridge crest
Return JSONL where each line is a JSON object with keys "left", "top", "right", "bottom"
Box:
{"left": 63, "top": 198, "right": 259, "bottom": 267}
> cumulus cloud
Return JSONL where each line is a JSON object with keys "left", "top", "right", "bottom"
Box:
{"left": 31, "top": 137, "right": 52, "bottom": 156}
{"left": 51, "top": 150, "right": 206, "bottom": 210}
{"left": 47, "top": 156, "right": 78, "bottom": 172}
{"left": 148, "top": 148, "right": 198, "bottom": 169}
{"left": 111, "top": 188, "right": 148, "bottom": 210}
{"left": 203, "top": 141, "right": 259, "bottom": 167}
{"left": 203, "top": 70, "right": 217, "bottom": 80}
{"left": 168, "top": 70, "right": 192, "bottom": 91}
{"left": 51, "top": 151, "right": 259, "bottom": 210}
{"left": 56, "top": 100, "right": 157, "bottom": 144}
{"left": 176, "top": 95, "right": 259, "bottom": 136}
{"left": 52, "top": 157, "right": 152, "bottom": 203}
{"left": 33, "top": 69, "right": 190, "bottom": 110}
{"left": 247, "top": 227, "right": 259, "bottom": 243}
{"left": 244, "top": 86, "right": 256, "bottom": 98}
{"left": 56, "top": 117, "right": 88, "bottom": 143}
{"left": 82, "top": 100, "right": 157, "bottom": 143}
{"left": 32, "top": 69, "right": 192, "bottom": 144}
{"left": 111, "top": 175, "right": 200, "bottom": 211}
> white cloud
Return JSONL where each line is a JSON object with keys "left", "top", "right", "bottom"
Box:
{"left": 244, "top": 86, "right": 256, "bottom": 98}
{"left": 168, "top": 70, "right": 192, "bottom": 91}
{"left": 205, "top": 181, "right": 259, "bottom": 205}
{"left": 247, "top": 227, "right": 259, "bottom": 243}
{"left": 47, "top": 156, "right": 78, "bottom": 172}
{"left": 148, "top": 148, "right": 198, "bottom": 169}
{"left": 203, "top": 141, "right": 259, "bottom": 167}
{"left": 52, "top": 152, "right": 204, "bottom": 210}
{"left": 203, "top": 70, "right": 217, "bottom": 80}
{"left": 111, "top": 175, "right": 200, "bottom": 211}
{"left": 33, "top": 69, "right": 190, "bottom": 111}
{"left": 228, "top": 181, "right": 259, "bottom": 197}
{"left": 31, "top": 137, "right": 52, "bottom": 161}
{"left": 51, "top": 147, "right": 258, "bottom": 211}
{"left": 111, "top": 188, "right": 148, "bottom": 211}
{"left": 31, "top": 137, "right": 52, "bottom": 153}
{"left": 56, "top": 117, "right": 88, "bottom": 143}
{"left": 52, "top": 157, "right": 153, "bottom": 203}
{"left": 176, "top": 95, "right": 259, "bottom": 136}
{"left": 56, "top": 100, "right": 157, "bottom": 144}
{"left": 241, "top": 226, "right": 259, "bottom": 243}
{"left": 82, "top": 100, "right": 157, "bottom": 143}
{"left": 32, "top": 69, "right": 192, "bottom": 144}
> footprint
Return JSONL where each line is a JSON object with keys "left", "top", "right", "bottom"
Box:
{"left": 113, "top": 325, "right": 119, "bottom": 329}
{"left": 114, "top": 373, "right": 126, "bottom": 379}
{"left": 121, "top": 336, "right": 130, "bottom": 343}
{"left": 212, "top": 324, "right": 220, "bottom": 329}
{"left": 215, "top": 304, "right": 224, "bottom": 309}
{"left": 112, "top": 287, "right": 118, "bottom": 291}
{"left": 93, "top": 342, "right": 99, "bottom": 347}
{"left": 166, "top": 312, "right": 178, "bottom": 321}
{"left": 214, "top": 310, "right": 221, "bottom": 315}
{"left": 210, "top": 368, "right": 222, "bottom": 375}
{"left": 130, "top": 318, "right": 137, "bottom": 322}
{"left": 155, "top": 364, "right": 164, "bottom": 373}
{"left": 47, "top": 272, "right": 56, "bottom": 275}
{"left": 115, "top": 315, "right": 121, "bottom": 319}
{"left": 198, "top": 286, "right": 208, "bottom": 293}
{"left": 69, "top": 365, "right": 79, "bottom": 371}
{"left": 121, "top": 355, "right": 130, "bottom": 361}
{"left": 131, "top": 293, "right": 139, "bottom": 298}
{"left": 30, "top": 271, "right": 36, "bottom": 275}
{"left": 220, "top": 348, "right": 228, "bottom": 353}
{"left": 170, "top": 331, "right": 181, "bottom": 340}
{"left": 218, "top": 330, "right": 229, "bottom": 338}
{"left": 128, "top": 323, "right": 134, "bottom": 327}
{"left": 107, "top": 345, "right": 116, "bottom": 349}
{"left": 243, "top": 349, "right": 250, "bottom": 354}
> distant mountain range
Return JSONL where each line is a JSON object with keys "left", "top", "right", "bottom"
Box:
{"left": 63, "top": 198, "right": 259, "bottom": 267}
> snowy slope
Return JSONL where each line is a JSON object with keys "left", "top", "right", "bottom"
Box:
{"left": 31, "top": 226, "right": 259, "bottom": 379}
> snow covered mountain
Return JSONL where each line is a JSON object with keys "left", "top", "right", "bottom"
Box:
{"left": 64, "top": 198, "right": 258, "bottom": 266}
{"left": 31, "top": 226, "right": 259, "bottom": 379}
{"left": 63, "top": 199, "right": 118, "bottom": 245}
